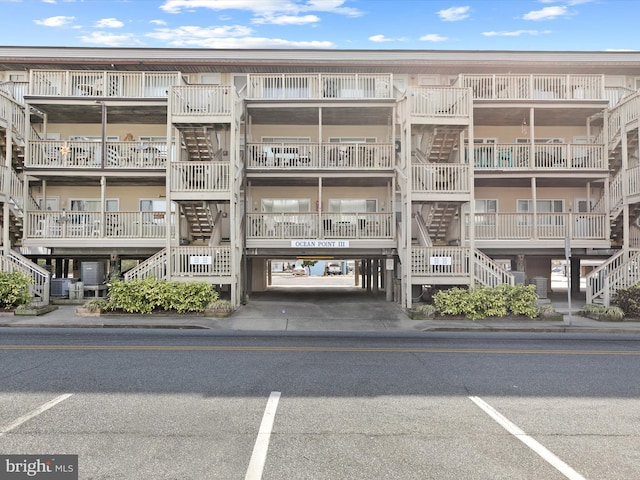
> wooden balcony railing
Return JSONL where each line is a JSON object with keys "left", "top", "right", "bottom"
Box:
{"left": 27, "top": 140, "right": 168, "bottom": 169}
{"left": 0, "top": 165, "right": 25, "bottom": 211}
{"left": 410, "top": 87, "right": 470, "bottom": 118}
{"left": 411, "top": 246, "right": 470, "bottom": 276}
{"left": 411, "top": 163, "right": 470, "bottom": 193}
{"left": 170, "top": 161, "right": 230, "bottom": 192}
{"left": 26, "top": 211, "right": 176, "bottom": 239}
{"left": 247, "top": 73, "right": 393, "bottom": 99}
{"left": 246, "top": 142, "right": 394, "bottom": 169}
{"left": 465, "top": 212, "right": 607, "bottom": 241}
{"left": 29, "top": 70, "right": 184, "bottom": 97}
{"left": 457, "top": 74, "right": 605, "bottom": 100}
{"left": 467, "top": 143, "right": 606, "bottom": 170}
{"left": 607, "top": 90, "right": 640, "bottom": 146}
{"left": 0, "top": 91, "right": 25, "bottom": 139}
{"left": 171, "top": 85, "right": 233, "bottom": 116}
{"left": 0, "top": 81, "right": 28, "bottom": 103}
{"left": 247, "top": 212, "right": 394, "bottom": 240}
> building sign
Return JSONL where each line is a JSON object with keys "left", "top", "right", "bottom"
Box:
{"left": 430, "top": 256, "right": 452, "bottom": 266}
{"left": 291, "top": 240, "right": 350, "bottom": 248}
{"left": 189, "top": 255, "right": 212, "bottom": 265}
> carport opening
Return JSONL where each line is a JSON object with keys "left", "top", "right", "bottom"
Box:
{"left": 270, "top": 258, "right": 357, "bottom": 289}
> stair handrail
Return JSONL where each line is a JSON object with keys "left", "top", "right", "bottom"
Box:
{"left": 413, "top": 212, "right": 433, "bottom": 247}
{"left": 1, "top": 250, "right": 50, "bottom": 306}
{"left": 473, "top": 249, "right": 514, "bottom": 287}
{"left": 599, "top": 250, "right": 640, "bottom": 306}
{"left": 585, "top": 248, "right": 634, "bottom": 304}
{"left": 124, "top": 248, "right": 167, "bottom": 281}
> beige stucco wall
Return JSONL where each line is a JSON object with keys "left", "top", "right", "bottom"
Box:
{"left": 40, "top": 124, "right": 168, "bottom": 140}
{"left": 249, "top": 125, "right": 391, "bottom": 143}
{"left": 34, "top": 185, "right": 166, "bottom": 210}
{"left": 475, "top": 186, "right": 602, "bottom": 212}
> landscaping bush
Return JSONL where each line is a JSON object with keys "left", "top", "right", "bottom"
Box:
{"left": 106, "top": 277, "right": 217, "bottom": 314}
{"left": 581, "top": 303, "right": 625, "bottom": 321}
{"left": 0, "top": 271, "right": 32, "bottom": 310}
{"left": 432, "top": 284, "right": 539, "bottom": 320}
{"left": 612, "top": 283, "right": 640, "bottom": 318}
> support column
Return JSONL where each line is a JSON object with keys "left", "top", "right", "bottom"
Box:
{"left": 570, "top": 257, "right": 581, "bottom": 295}
{"left": 372, "top": 258, "right": 379, "bottom": 294}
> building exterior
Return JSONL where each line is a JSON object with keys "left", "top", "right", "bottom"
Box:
{"left": 1, "top": 47, "right": 640, "bottom": 309}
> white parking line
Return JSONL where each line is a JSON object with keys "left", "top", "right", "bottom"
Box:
{"left": 0, "top": 393, "right": 73, "bottom": 436}
{"left": 245, "top": 391, "right": 281, "bottom": 480}
{"left": 469, "top": 396, "right": 585, "bottom": 480}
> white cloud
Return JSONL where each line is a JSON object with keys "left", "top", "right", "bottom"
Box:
{"left": 369, "top": 34, "right": 393, "bottom": 43}
{"left": 41, "top": 0, "right": 56, "bottom": 4}
{"left": 482, "top": 29, "right": 552, "bottom": 37}
{"left": 34, "top": 16, "right": 75, "bottom": 27}
{"left": 147, "top": 24, "right": 254, "bottom": 41}
{"left": 438, "top": 6, "right": 470, "bottom": 21}
{"left": 148, "top": 32, "right": 335, "bottom": 49}
{"left": 253, "top": 14, "right": 320, "bottom": 25}
{"left": 95, "top": 18, "right": 124, "bottom": 28}
{"left": 419, "top": 34, "right": 448, "bottom": 42}
{"left": 80, "top": 32, "right": 145, "bottom": 47}
{"left": 523, "top": 6, "right": 569, "bottom": 20}
{"left": 150, "top": 19, "right": 168, "bottom": 26}
{"left": 160, "top": 0, "right": 362, "bottom": 17}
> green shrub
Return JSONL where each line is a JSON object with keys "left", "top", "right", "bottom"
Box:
{"left": 106, "top": 278, "right": 217, "bottom": 314}
{"left": 603, "top": 306, "right": 625, "bottom": 321}
{"left": 411, "top": 303, "right": 436, "bottom": 319}
{"left": 432, "top": 284, "right": 539, "bottom": 320}
{"left": 0, "top": 271, "right": 32, "bottom": 309}
{"left": 613, "top": 284, "right": 640, "bottom": 317}
{"left": 582, "top": 303, "right": 625, "bottom": 321}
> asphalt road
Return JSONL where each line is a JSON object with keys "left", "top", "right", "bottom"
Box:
{"left": 0, "top": 329, "right": 639, "bottom": 479}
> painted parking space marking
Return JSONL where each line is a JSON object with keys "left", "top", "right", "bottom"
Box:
{"left": 245, "top": 391, "right": 281, "bottom": 480}
{"left": 0, "top": 393, "right": 73, "bottom": 436}
{"left": 469, "top": 396, "right": 585, "bottom": 480}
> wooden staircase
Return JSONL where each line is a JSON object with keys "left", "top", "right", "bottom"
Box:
{"left": 180, "top": 127, "right": 217, "bottom": 161}
{"left": 426, "top": 126, "right": 464, "bottom": 163}
{"left": 426, "top": 202, "right": 458, "bottom": 243}
{"left": 181, "top": 201, "right": 216, "bottom": 242}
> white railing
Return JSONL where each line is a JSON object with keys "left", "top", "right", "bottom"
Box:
{"left": 124, "top": 248, "right": 168, "bottom": 281}
{"left": 170, "top": 162, "right": 230, "bottom": 192}
{"left": 628, "top": 166, "right": 640, "bottom": 198}
{"left": 411, "top": 246, "right": 469, "bottom": 277}
{"left": 457, "top": 74, "right": 605, "bottom": 100}
{"left": 0, "top": 250, "right": 50, "bottom": 306}
{"left": 587, "top": 249, "right": 640, "bottom": 306}
{"left": 0, "top": 90, "right": 25, "bottom": 139}
{"left": 29, "top": 70, "right": 184, "bottom": 97}
{"left": 468, "top": 143, "right": 606, "bottom": 170}
{"left": 246, "top": 142, "right": 394, "bottom": 169}
{"left": 247, "top": 212, "right": 394, "bottom": 240}
{"left": 610, "top": 171, "right": 623, "bottom": 212}
{"left": 410, "top": 87, "right": 470, "bottom": 118}
{"left": 26, "top": 211, "right": 176, "bottom": 239}
{"left": 467, "top": 213, "right": 607, "bottom": 241}
{"left": 247, "top": 73, "right": 393, "bottom": 99}
{"left": 169, "top": 246, "right": 232, "bottom": 277}
{"left": 411, "top": 164, "right": 470, "bottom": 193}
{"left": 0, "top": 81, "right": 28, "bottom": 103}
{"left": 604, "top": 86, "right": 636, "bottom": 107}
{"left": 27, "top": 140, "right": 168, "bottom": 169}
{"left": 171, "top": 85, "right": 232, "bottom": 116}
{"left": 0, "top": 165, "right": 25, "bottom": 211}
{"left": 607, "top": 90, "right": 640, "bottom": 146}
{"left": 474, "top": 249, "right": 515, "bottom": 287}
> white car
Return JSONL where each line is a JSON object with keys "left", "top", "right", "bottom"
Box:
{"left": 292, "top": 266, "right": 307, "bottom": 276}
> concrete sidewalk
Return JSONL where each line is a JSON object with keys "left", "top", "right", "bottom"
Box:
{"left": 1, "top": 292, "right": 640, "bottom": 335}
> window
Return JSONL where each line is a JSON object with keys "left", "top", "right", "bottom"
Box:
{"left": 515, "top": 138, "right": 564, "bottom": 144}
{"left": 463, "top": 200, "right": 497, "bottom": 226}
{"left": 200, "top": 73, "right": 221, "bottom": 85}
{"left": 517, "top": 199, "right": 564, "bottom": 226}
{"left": 139, "top": 136, "right": 175, "bottom": 161}
{"left": 70, "top": 199, "right": 118, "bottom": 211}
{"left": 329, "top": 137, "right": 376, "bottom": 143}
{"left": 140, "top": 199, "right": 176, "bottom": 225}
{"left": 327, "top": 199, "right": 377, "bottom": 213}
{"left": 261, "top": 137, "right": 310, "bottom": 144}
{"left": 261, "top": 199, "right": 310, "bottom": 213}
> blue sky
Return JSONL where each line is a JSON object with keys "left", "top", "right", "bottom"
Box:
{"left": 0, "top": 0, "right": 636, "bottom": 51}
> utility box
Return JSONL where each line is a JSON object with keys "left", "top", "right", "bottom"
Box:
{"left": 68, "top": 282, "right": 84, "bottom": 300}
{"left": 50, "top": 278, "right": 78, "bottom": 297}
{"left": 81, "top": 262, "right": 105, "bottom": 286}
{"left": 511, "top": 271, "right": 526, "bottom": 285}
{"left": 531, "top": 276, "right": 548, "bottom": 299}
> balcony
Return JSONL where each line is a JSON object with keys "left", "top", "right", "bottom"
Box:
{"left": 457, "top": 74, "right": 605, "bottom": 101}
{"left": 467, "top": 143, "right": 606, "bottom": 170}
{"left": 465, "top": 212, "right": 608, "bottom": 244}
{"left": 410, "top": 87, "right": 471, "bottom": 121}
{"left": 411, "top": 246, "right": 470, "bottom": 278}
{"left": 246, "top": 74, "right": 393, "bottom": 100}
{"left": 411, "top": 163, "right": 470, "bottom": 195}
{"left": 29, "top": 70, "right": 184, "bottom": 98}
{"left": 26, "top": 140, "right": 168, "bottom": 169}
{"left": 0, "top": 91, "right": 25, "bottom": 139}
{"left": 25, "top": 211, "right": 176, "bottom": 241}
{"left": 171, "top": 85, "right": 233, "bottom": 118}
{"left": 246, "top": 142, "right": 394, "bottom": 170}
{"left": 170, "top": 161, "right": 231, "bottom": 194}
{"left": 246, "top": 212, "right": 394, "bottom": 241}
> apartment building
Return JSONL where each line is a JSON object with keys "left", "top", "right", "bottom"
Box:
{"left": 1, "top": 47, "right": 640, "bottom": 309}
